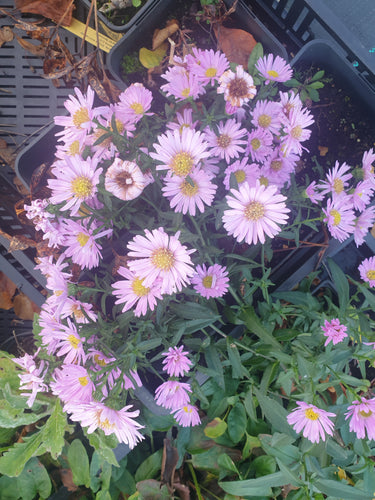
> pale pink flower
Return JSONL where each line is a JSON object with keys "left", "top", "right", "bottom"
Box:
{"left": 362, "top": 148, "right": 375, "bottom": 185}
{"left": 161, "top": 67, "right": 204, "bottom": 101}
{"left": 117, "top": 82, "right": 153, "bottom": 123}
{"left": 246, "top": 128, "right": 273, "bottom": 163}
{"left": 223, "top": 159, "right": 260, "bottom": 190}
{"left": 204, "top": 119, "right": 247, "bottom": 163}
{"left": 217, "top": 65, "right": 257, "bottom": 108}
{"left": 155, "top": 380, "right": 192, "bottom": 410}
{"left": 287, "top": 401, "right": 335, "bottom": 443}
{"left": 256, "top": 54, "right": 293, "bottom": 84}
{"left": 50, "top": 364, "right": 94, "bottom": 411}
{"left": 172, "top": 405, "right": 201, "bottom": 427}
{"left": 351, "top": 180, "right": 374, "bottom": 212}
{"left": 354, "top": 206, "right": 375, "bottom": 247}
{"left": 127, "top": 227, "right": 195, "bottom": 295}
{"left": 191, "top": 263, "right": 229, "bottom": 299}
{"left": 13, "top": 351, "right": 48, "bottom": 408}
{"left": 60, "top": 297, "right": 97, "bottom": 324}
{"left": 68, "top": 401, "right": 144, "bottom": 448}
{"left": 162, "top": 346, "right": 192, "bottom": 377}
{"left": 105, "top": 158, "right": 145, "bottom": 201}
{"left": 251, "top": 99, "right": 282, "bottom": 135}
{"left": 322, "top": 196, "right": 356, "bottom": 242}
{"left": 281, "top": 106, "right": 314, "bottom": 156}
{"left": 187, "top": 47, "right": 230, "bottom": 86}
{"left": 279, "top": 90, "right": 303, "bottom": 118}
{"left": 318, "top": 161, "right": 352, "bottom": 199}
{"left": 166, "top": 107, "right": 198, "bottom": 134}
{"left": 359, "top": 256, "right": 375, "bottom": 287}
{"left": 305, "top": 181, "right": 325, "bottom": 204}
{"left": 345, "top": 397, "right": 375, "bottom": 440}
{"left": 54, "top": 317, "right": 86, "bottom": 364}
{"left": 161, "top": 167, "right": 217, "bottom": 216}
{"left": 112, "top": 266, "right": 163, "bottom": 317}
{"left": 321, "top": 318, "right": 348, "bottom": 346}
{"left": 223, "top": 180, "right": 290, "bottom": 245}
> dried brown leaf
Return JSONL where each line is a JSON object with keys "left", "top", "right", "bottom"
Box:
{"left": 0, "top": 26, "right": 13, "bottom": 47}
{"left": 214, "top": 24, "right": 257, "bottom": 67}
{"left": 152, "top": 19, "right": 179, "bottom": 50}
{"left": 0, "top": 272, "right": 17, "bottom": 310}
{"left": 13, "top": 292, "right": 40, "bottom": 320}
{"left": 0, "top": 142, "right": 15, "bottom": 168}
{"left": 15, "top": 0, "right": 74, "bottom": 26}
{"left": 60, "top": 469, "right": 78, "bottom": 492}
{"left": 15, "top": 34, "right": 46, "bottom": 57}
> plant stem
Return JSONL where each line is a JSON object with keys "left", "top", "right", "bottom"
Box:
{"left": 187, "top": 462, "right": 204, "bottom": 500}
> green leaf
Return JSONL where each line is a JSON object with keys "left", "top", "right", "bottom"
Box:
{"left": 0, "top": 474, "right": 20, "bottom": 499}
{"left": 248, "top": 42, "right": 264, "bottom": 74}
{"left": 227, "top": 340, "right": 248, "bottom": 379}
{"left": 252, "top": 455, "right": 276, "bottom": 477}
{"left": 0, "top": 430, "right": 44, "bottom": 477}
{"left": 219, "top": 471, "right": 287, "bottom": 496}
{"left": 0, "top": 398, "right": 49, "bottom": 428}
{"left": 41, "top": 398, "right": 70, "bottom": 459}
{"left": 275, "top": 458, "right": 304, "bottom": 487}
{"left": 192, "top": 446, "right": 238, "bottom": 473}
{"left": 309, "top": 81, "right": 324, "bottom": 89}
{"left": 314, "top": 478, "right": 371, "bottom": 499}
{"left": 243, "top": 387, "right": 257, "bottom": 421}
{"left": 135, "top": 449, "right": 163, "bottom": 482}
{"left": 88, "top": 431, "right": 119, "bottom": 467}
{"left": 242, "top": 433, "right": 261, "bottom": 459}
{"left": 204, "top": 417, "right": 228, "bottom": 439}
{"left": 239, "top": 306, "right": 281, "bottom": 350}
{"left": 259, "top": 434, "right": 300, "bottom": 465}
{"left": 204, "top": 345, "right": 225, "bottom": 389}
{"left": 217, "top": 453, "right": 239, "bottom": 475}
{"left": 327, "top": 258, "right": 349, "bottom": 312}
{"left": 136, "top": 479, "right": 171, "bottom": 500}
{"left": 68, "top": 439, "right": 90, "bottom": 488}
{"left": 227, "top": 403, "right": 247, "bottom": 444}
{"left": 310, "top": 69, "right": 325, "bottom": 81}
{"left": 254, "top": 389, "right": 297, "bottom": 437}
{"left": 308, "top": 87, "right": 320, "bottom": 102}
{"left": 17, "top": 457, "right": 51, "bottom": 500}
{"left": 139, "top": 45, "right": 167, "bottom": 69}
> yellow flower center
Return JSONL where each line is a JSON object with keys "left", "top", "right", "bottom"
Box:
{"left": 68, "top": 140, "right": 81, "bottom": 156}
{"left": 181, "top": 88, "right": 190, "bottom": 98}
{"left": 130, "top": 102, "right": 145, "bottom": 115}
{"left": 68, "top": 335, "right": 80, "bottom": 349}
{"left": 244, "top": 201, "right": 265, "bottom": 221}
{"left": 72, "top": 306, "right": 84, "bottom": 320}
{"left": 271, "top": 160, "right": 282, "bottom": 172}
{"left": 71, "top": 176, "right": 93, "bottom": 198}
{"left": 205, "top": 67, "right": 217, "bottom": 77}
{"left": 267, "top": 69, "right": 279, "bottom": 78}
{"left": 77, "top": 232, "right": 90, "bottom": 247}
{"left": 94, "top": 128, "right": 112, "bottom": 148}
{"left": 202, "top": 275, "right": 213, "bottom": 288}
{"left": 94, "top": 354, "right": 107, "bottom": 366}
{"left": 366, "top": 270, "right": 375, "bottom": 281}
{"left": 78, "top": 376, "right": 89, "bottom": 386}
{"left": 132, "top": 277, "right": 150, "bottom": 297}
{"left": 171, "top": 152, "right": 194, "bottom": 177}
{"left": 259, "top": 176, "right": 269, "bottom": 187}
{"left": 333, "top": 178, "right": 344, "bottom": 194}
{"left": 217, "top": 134, "right": 232, "bottom": 148}
{"left": 97, "top": 413, "right": 115, "bottom": 432}
{"left": 73, "top": 107, "right": 89, "bottom": 128}
{"left": 234, "top": 170, "right": 246, "bottom": 183}
{"left": 151, "top": 248, "right": 175, "bottom": 271}
{"left": 54, "top": 290, "right": 63, "bottom": 297}
{"left": 330, "top": 209, "right": 341, "bottom": 226}
{"left": 251, "top": 138, "right": 261, "bottom": 150}
{"left": 359, "top": 409, "right": 373, "bottom": 418}
{"left": 183, "top": 406, "right": 192, "bottom": 413}
{"left": 258, "top": 114, "right": 272, "bottom": 128}
{"left": 181, "top": 179, "right": 199, "bottom": 196}
{"left": 305, "top": 408, "right": 319, "bottom": 420}
{"left": 291, "top": 125, "right": 302, "bottom": 139}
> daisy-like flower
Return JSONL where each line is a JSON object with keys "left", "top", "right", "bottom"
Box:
{"left": 251, "top": 99, "right": 282, "bottom": 136}
{"left": 217, "top": 65, "right": 257, "bottom": 108}
{"left": 256, "top": 54, "right": 293, "bottom": 84}
{"left": 105, "top": 158, "right": 145, "bottom": 201}
{"left": 322, "top": 196, "right": 356, "bottom": 242}
{"left": 359, "top": 256, "right": 375, "bottom": 287}
{"left": 162, "top": 345, "right": 193, "bottom": 377}
{"left": 362, "top": 148, "right": 375, "bottom": 185}
{"left": 305, "top": 181, "right": 325, "bottom": 204}
{"left": 112, "top": 266, "right": 163, "bottom": 317}
{"left": 279, "top": 90, "right": 303, "bottom": 118}
{"left": 50, "top": 364, "right": 95, "bottom": 411}
{"left": 166, "top": 107, "right": 198, "bottom": 134}
{"left": 48, "top": 155, "right": 103, "bottom": 216}
{"left": 354, "top": 206, "right": 375, "bottom": 247}
{"left": 54, "top": 318, "right": 86, "bottom": 365}
{"left": 345, "top": 397, "right": 375, "bottom": 440}
{"left": 191, "top": 263, "right": 229, "bottom": 299}
{"left": 204, "top": 119, "right": 247, "bottom": 163}
{"left": 13, "top": 351, "right": 49, "bottom": 408}
{"left": 161, "top": 68, "right": 204, "bottom": 101}
{"left": 280, "top": 106, "right": 314, "bottom": 156}
{"left": 150, "top": 128, "right": 210, "bottom": 178}
{"left": 287, "top": 401, "right": 335, "bottom": 443}
{"left": 318, "top": 161, "right": 352, "bottom": 199}
{"left": 261, "top": 149, "right": 299, "bottom": 189}
{"left": 117, "top": 82, "right": 153, "bottom": 124}
{"left": 60, "top": 297, "right": 98, "bottom": 324}
{"left": 187, "top": 47, "right": 230, "bottom": 86}
{"left": 172, "top": 405, "right": 201, "bottom": 427}
{"left": 223, "top": 158, "right": 260, "bottom": 190}
{"left": 246, "top": 128, "right": 273, "bottom": 163}
{"left": 351, "top": 180, "right": 374, "bottom": 212}
{"left": 223, "top": 180, "right": 290, "bottom": 245}
{"left": 127, "top": 227, "right": 195, "bottom": 295}
{"left": 155, "top": 380, "right": 192, "bottom": 410}
{"left": 321, "top": 318, "right": 348, "bottom": 346}
{"left": 62, "top": 219, "right": 113, "bottom": 270}
{"left": 161, "top": 167, "right": 217, "bottom": 216}
{"left": 68, "top": 401, "right": 144, "bottom": 449}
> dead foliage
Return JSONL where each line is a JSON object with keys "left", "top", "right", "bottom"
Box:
{"left": 14, "top": 0, "right": 74, "bottom": 26}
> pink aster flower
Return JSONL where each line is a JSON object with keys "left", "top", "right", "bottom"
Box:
{"left": 105, "top": 158, "right": 145, "bottom": 201}
{"left": 166, "top": 107, "right": 198, "bottom": 134}
{"left": 155, "top": 380, "right": 192, "bottom": 410}
{"left": 246, "top": 127, "right": 273, "bottom": 163}
{"left": 61, "top": 219, "right": 113, "bottom": 270}
{"left": 172, "top": 405, "right": 201, "bottom": 427}
{"left": 359, "top": 256, "right": 375, "bottom": 287}
{"left": 162, "top": 345, "right": 193, "bottom": 377}
{"left": 354, "top": 206, "right": 375, "bottom": 247}
{"left": 321, "top": 318, "right": 348, "bottom": 346}
{"left": 256, "top": 54, "right": 293, "bottom": 84}
{"left": 191, "top": 263, "right": 229, "bottom": 299}
{"left": 117, "top": 82, "right": 153, "bottom": 124}
{"left": 322, "top": 196, "right": 356, "bottom": 242}
{"left": 112, "top": 266, "right": 163, "bottom": 317}
{"left": 345, "top": 397, "right": 375, "bottom": 440}
{"left": 223, "top": 159, "right": 260, "bottom": 190}
{"left": 127, "top": 227, "right": 195, "bottom": 295}
{"left": 50, "top": 364, "right": 95, "bottom": 411}
{"left": 280, "top": 106, "right": 314, "bottom": 156}
{"left": 262, "top": 148, "right": 299, "bottom": 189}
{"left": 161, "top": 167, "right": 217, "bottom": 216}
{"left": 217, "top": 65, "right": 257, "bottom": 108}
{"left": 53, "top": 317, "right": 86, "bottom": 364}
{"left": 204, "top": 119, "right": 247, "bottom": 163}
{"left": 287, "top": 401, "right": 335, "bottom": 443}
{"left": 251, "top": 99, "right": 282, "bottom": 136}
{"left": 13, "top": 350, "right": 48, "bottom": 408}
{"left": 305, "top": 181, "right": 325, "bottom": 204}
{"left": 279, "top": 90, "right": 303, "bottom": 118}
{"left": 161, "top": 66, "right": 204, "bottom": 101}
{"left": 362, "top": 148, "right": 375, "bottom": 185}
{"left": 68, "top": 401, "right": 144, "bottom": 448}
{"left": 150, "top": 128, "right": 210, "bottom": 178}
{"left": 187, "top": 47, "right": 230, "bottom": 86}
{"left": 318, "top": 161, "right": 352, "bottom": 199}
{"left": 223, "top": 180, "right": 290, "bottom": 245}
{"left": 60, "top": 297, "right": 97, "bottom": 324}
{"left": 48, "top": 155, "right": 103, "bottom": 216}
{"left": 351, "top": 180, "right": 374, "bottom": 212}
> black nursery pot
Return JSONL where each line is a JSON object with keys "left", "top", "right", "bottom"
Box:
{"left": 107, "top": 0, "right": 289, "bottom": 85}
